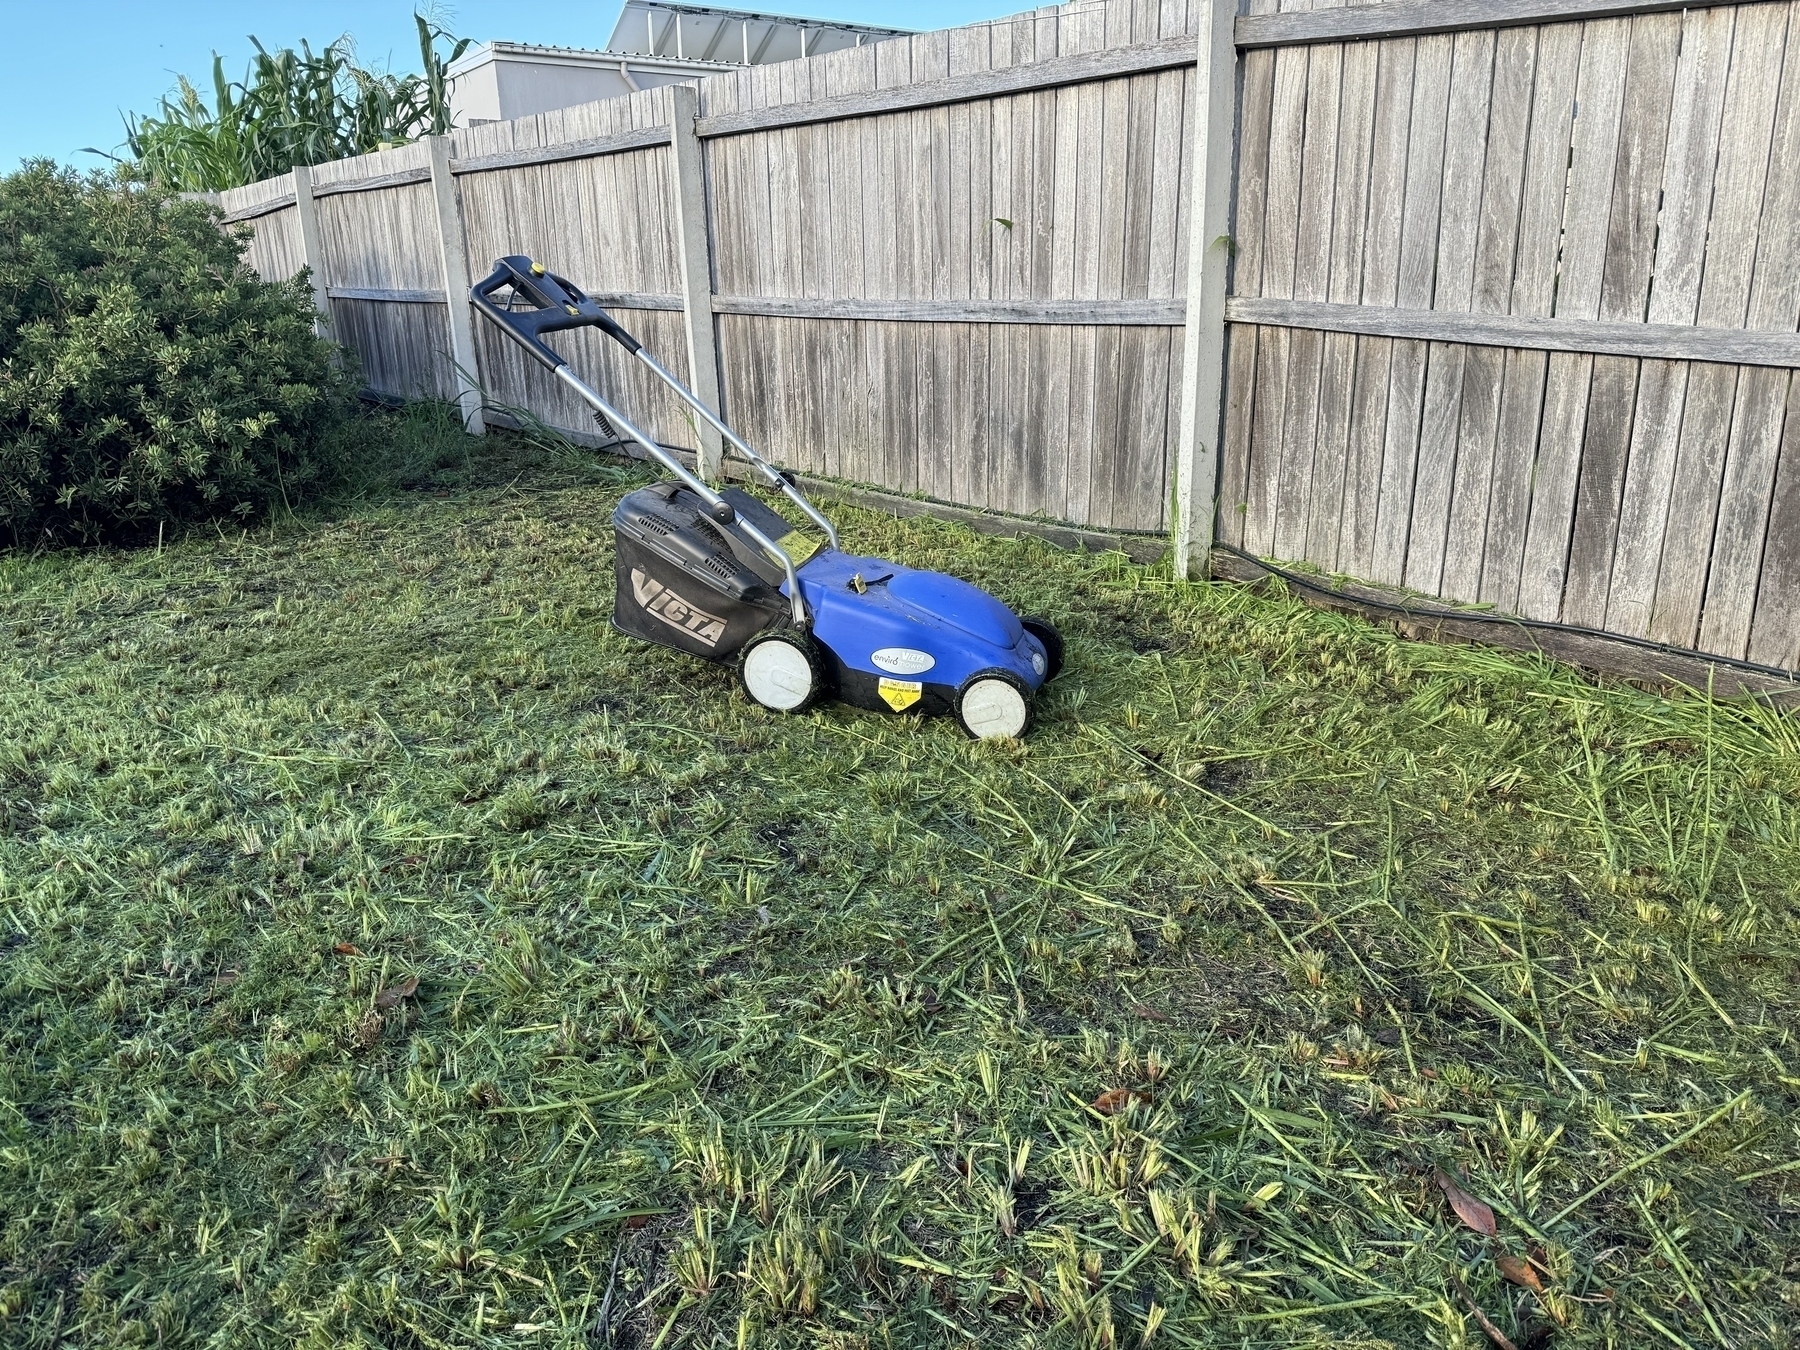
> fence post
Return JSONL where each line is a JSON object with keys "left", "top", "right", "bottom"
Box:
{"left": 290, "top": 165, "right": 333, "bottom": 339}
{"left": 1171, "top": 0, "right": 1238, "bottom": 580}
{"left": 428, "top": 135, "right": 488, "bottom": 435}
{"left": 667, "top": 82, "right": 725, "bottom": 482}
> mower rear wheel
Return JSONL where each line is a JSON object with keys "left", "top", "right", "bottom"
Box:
{"left": 1021, "top": 617, "right": 1064, "bottom": 682}
{"left": 741, "top": 632, "right": 824, "bottom": 713}
{"left": 957, "top": 670, "right": 1033, "bottom": 740}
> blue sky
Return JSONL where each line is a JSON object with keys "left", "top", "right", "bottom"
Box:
{"left": 2, "top": 0, "right": 1021, "bottom": 171}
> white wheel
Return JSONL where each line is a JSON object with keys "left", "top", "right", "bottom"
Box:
{"left": 742, "top": 635, "right": 820, "bottom": 712}
{"left": 958, "top": 675, "right": 1031, "bottom": 739}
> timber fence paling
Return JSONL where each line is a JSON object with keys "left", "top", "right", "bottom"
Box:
{"left": 210, "top": 0, "right": 1800, "bottom": 684}
{"left": 1223, "top": 0, "right": 1800, "bottom": 678}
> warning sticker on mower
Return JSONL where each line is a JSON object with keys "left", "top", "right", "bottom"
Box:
{"left": 631, "top": 569, "right": 727, "bottom": 648}
{"left": 871, "top": 647, "right": 935, "bottom": 675}
{"left": 778, "top": 530, "right": 821, "bottom": 566}
{"left": 877, "top": 678, "right": 922, "bottom": 711}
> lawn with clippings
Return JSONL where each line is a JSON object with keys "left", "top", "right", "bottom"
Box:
{"left": 2, "top": 410, "right": 1797, "bottom": 1349}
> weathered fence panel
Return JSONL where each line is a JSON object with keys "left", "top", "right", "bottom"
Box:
{"left": 212, "top": 0, "right": 1800, "bottom": 679}
{"left": 1220, "top": 0, "right": 1800, "bottom": 671}
{"left": 218, "top": 0, "right": 1205, "bottom": 539}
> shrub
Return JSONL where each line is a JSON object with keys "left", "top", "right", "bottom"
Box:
{"left": 0, "top": 161, "right": 353, "bottom": 547}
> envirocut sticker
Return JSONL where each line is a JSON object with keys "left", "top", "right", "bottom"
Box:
{"left": 871, "top": 647, "right": 935, "bottom": 675}
{"left": 877, "top": 678, "right": 922, "bottom": 711}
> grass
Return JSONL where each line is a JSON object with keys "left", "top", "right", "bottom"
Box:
{"left": 2, "top": 402, "right": 1798, "bottom": 1349}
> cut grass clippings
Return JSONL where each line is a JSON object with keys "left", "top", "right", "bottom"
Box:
{"left": 2, "top": 409, "right": 1798, "bottom": 1348}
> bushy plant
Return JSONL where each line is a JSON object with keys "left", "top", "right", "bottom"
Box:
{"left": 0, "top": 162, "right": 352, "bottom": 547}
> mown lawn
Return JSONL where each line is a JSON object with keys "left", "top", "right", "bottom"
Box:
{"left": 2, "top": 411, "right": 1798, "bottom": 1349}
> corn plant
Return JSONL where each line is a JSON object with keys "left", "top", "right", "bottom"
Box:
{"left": 117, "top": 14, "right": 470, "bottom": 191}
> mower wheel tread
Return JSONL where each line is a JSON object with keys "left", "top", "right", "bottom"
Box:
{"left": 956, "top": 669, "right": 1034, "bottom": 740}
{"left": 740, "top": 631, "right": 826, "bottom": 714}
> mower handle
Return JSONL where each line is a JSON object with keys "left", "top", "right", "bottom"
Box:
{"left": 469, "top": 256, "right": 643, "bottom": 370}
{"left": 466, "top": 256, "right": 842, "bottom": 616}
{"left": 468, "top": 259, "right": 835, "bottom": 543}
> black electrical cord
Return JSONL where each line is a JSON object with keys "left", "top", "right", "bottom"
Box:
{"left": 1212, "top": 540, "right": 1800, "bottom": 687}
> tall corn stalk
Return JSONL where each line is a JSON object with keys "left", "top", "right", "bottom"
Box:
{"left": 120, "top": 15, "right": 470, "bottom": 191}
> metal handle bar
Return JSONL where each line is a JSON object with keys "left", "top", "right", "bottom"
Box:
{"left": 549, "top": 367, "right": 806, "bottom": 627}
{"left": 469, "top": 255, "right": 838, "bottom": 546}
{"left": 470, "top": 255, "right": 643, "bottom": 369}
{"left": 469, "top": 257, "right": 808, "bottom": 626}
{"left": 632, "top": 350, "right": 839, "bottom": 552}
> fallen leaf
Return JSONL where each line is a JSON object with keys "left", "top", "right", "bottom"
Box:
{"left": 1132, "top": 1004, "right": 1171, "bottom": 1023}
{"left": 1435, "top": 1168, "right": 1498, "bottom": 1237}
{"left": 1497, "top": 1253, "right": 1545, "bottom": 1293}
{"left": 1090, "top": 1088, "right": 1150, "bottom": 1116}
{"left": 333, "top": 942, "right": 363, "bottom": 956}
{"left": 375, "top": 974, "right": 420, "bottom": 1008}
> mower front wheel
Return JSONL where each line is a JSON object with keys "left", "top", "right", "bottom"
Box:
{"left": 740, "top": 631, "right": 826, "bottom": 713}
{"left": 957, "top": 670, "right": 1034, "bottom": 740}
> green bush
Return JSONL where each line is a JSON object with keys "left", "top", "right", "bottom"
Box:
{"left": 0, "top": 161, "right": 352, "bottom": 547}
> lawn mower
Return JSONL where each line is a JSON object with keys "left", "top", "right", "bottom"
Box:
{"left": 470, "top": 256, "right": 1063, "bottom": 738}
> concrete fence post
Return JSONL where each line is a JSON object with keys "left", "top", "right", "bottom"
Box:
{"left": 667, "top": 82, "right": 725, "bottom": 482}
{"left": 1171, "top": 0, "right": 1239, "bottom": 580}
{"left": 290, "top": 165, "right": 333, "bottom": 340}
{"left": 428, "top": 135, "right": 488, "bottom": 435}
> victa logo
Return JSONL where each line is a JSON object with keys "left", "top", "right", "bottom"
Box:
{"left": 631, "top": 568, "right": 727, "bottom": 648}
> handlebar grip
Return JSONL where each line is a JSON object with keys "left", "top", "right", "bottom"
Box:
{"left": 468, "top": 256, "right": 643, "bottom": 371}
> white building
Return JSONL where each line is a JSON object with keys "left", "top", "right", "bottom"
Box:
{"left": 447, "top": 43, "right": 736, "bottom": 125}
{"left": 447, "top": 3, "right": 911, "bottom": 127}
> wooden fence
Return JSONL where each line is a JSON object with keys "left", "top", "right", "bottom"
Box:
{"left": 1221, "top": 0, "right": 1800, "bottom": 676}
{"left": 219, "top": 0, "right": 1213, "bottom": 542}
{"left": 215, "top": 0, "right": 1800, "bottom": 681}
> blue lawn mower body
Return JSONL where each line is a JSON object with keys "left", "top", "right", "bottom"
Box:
{"left": 470, "top": 256, "right": 1062, "bottom": 738}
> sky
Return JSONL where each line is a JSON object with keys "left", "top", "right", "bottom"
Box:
{"left": 0, "top": 0, "right": 1024, "bottom": 171}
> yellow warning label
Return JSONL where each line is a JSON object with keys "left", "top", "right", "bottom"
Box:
{"left": 778, "top": 530, "right": 822, "bottom": 566}
{"left": 877, "top": 677, "right": 922, "bottom": 711}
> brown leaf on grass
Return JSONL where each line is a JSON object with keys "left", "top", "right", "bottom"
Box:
{"left": 1435, "top": 1168, "right": 1498, "bottom": 1237}
{"left": 375, "top": 974, "right": 419, "bottom": 1008}
{"left": 333, "top": 942, "right": 362, "bottom": 956}
{"left": 1090, "top": 1088, "right": 1150, "bottom": 1116}
{"left": 1497, "top": 1253, "right": 1545, "bottom": 1293}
